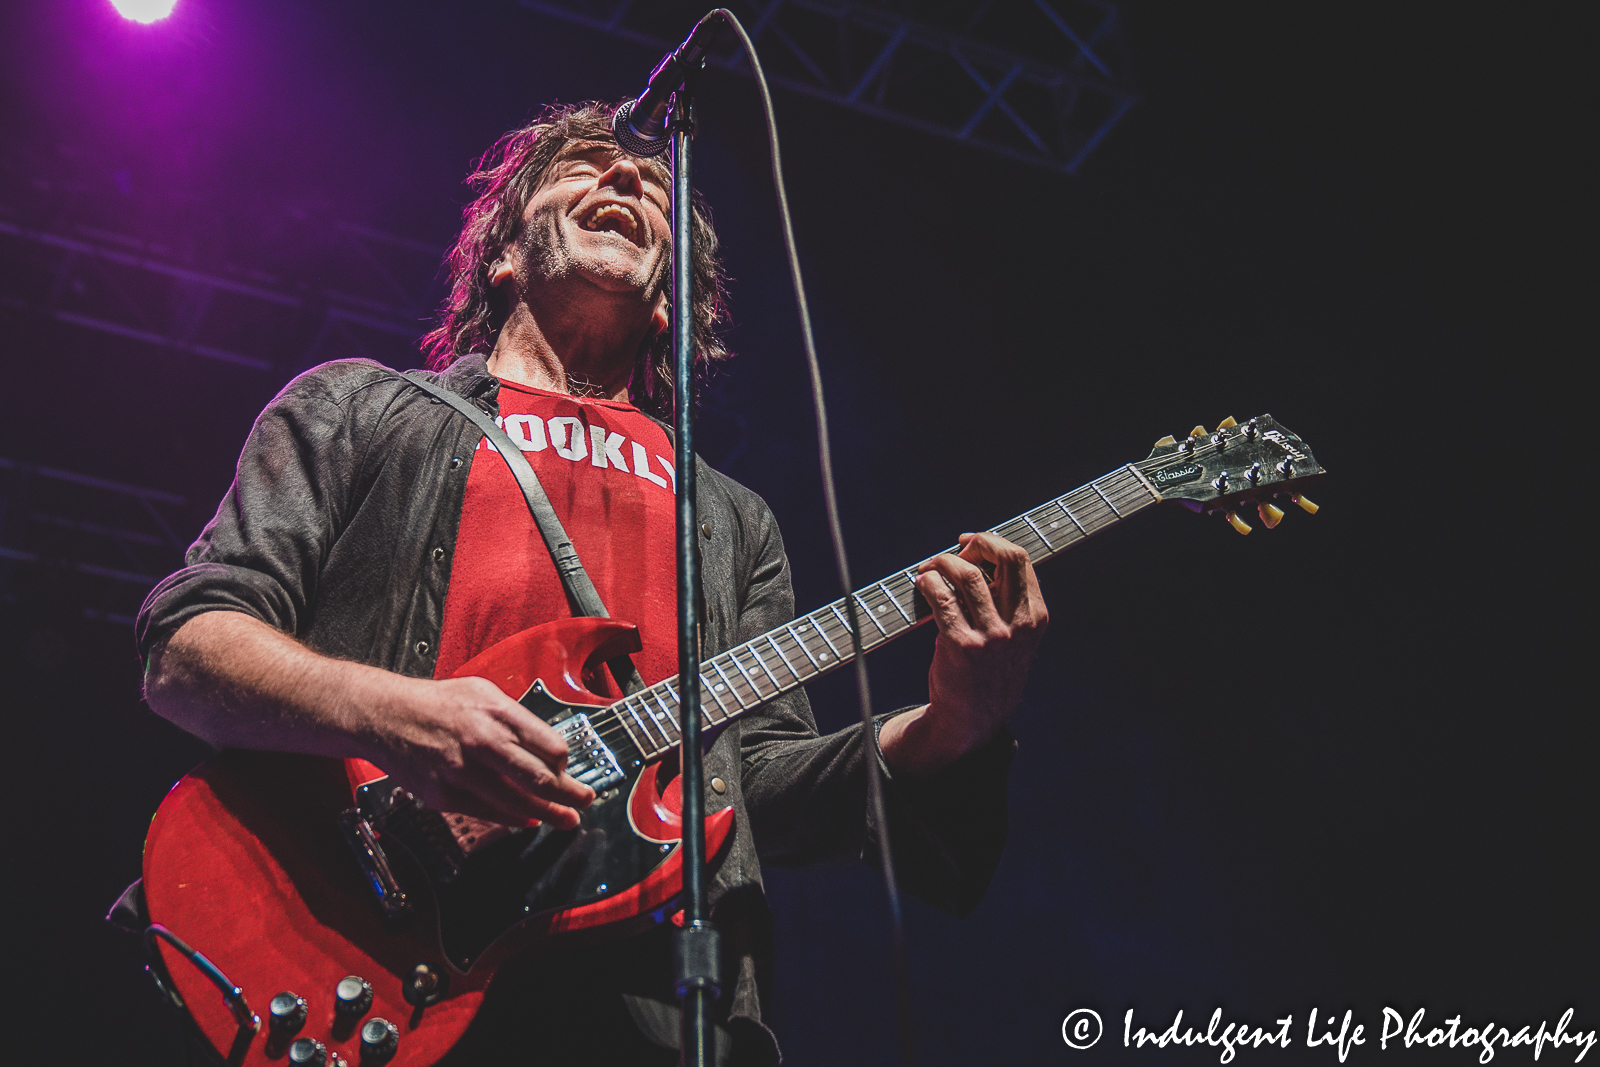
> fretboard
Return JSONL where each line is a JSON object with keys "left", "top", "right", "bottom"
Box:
{"left": 599, "top": 463, "right": 1161, "bottom": 760}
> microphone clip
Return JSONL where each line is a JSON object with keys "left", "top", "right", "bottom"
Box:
{"left": 612, "top": 13, "right": 722, "bottom": 157}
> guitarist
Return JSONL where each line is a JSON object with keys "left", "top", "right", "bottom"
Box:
{"left": 136, "top": 101, "right": 1049, "bottom": 1065}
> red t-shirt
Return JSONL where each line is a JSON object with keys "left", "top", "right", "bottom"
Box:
{"left": 433, "top": 380, "right": 679, "bottom": 693}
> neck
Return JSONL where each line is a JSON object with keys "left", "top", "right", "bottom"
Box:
{"left": 486, "top": 287, "right": 655, "bottom": 402}
{"left": 593, "top": 463, "right": 1165, "bottom": 762}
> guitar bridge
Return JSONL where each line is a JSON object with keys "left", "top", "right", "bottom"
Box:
{"left": 558, "top": 713, "right": 624, "bottom": 792}
{"left": 336, "top": 807, "right": 413, "bottom": 924}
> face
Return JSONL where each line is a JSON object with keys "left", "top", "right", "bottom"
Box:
{"left": 507, "top": 142, "right": 673, "bottom": 304}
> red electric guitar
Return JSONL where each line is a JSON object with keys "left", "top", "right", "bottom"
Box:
{"left": 141, "top": 416, "right": 1325, "bottom": 1066}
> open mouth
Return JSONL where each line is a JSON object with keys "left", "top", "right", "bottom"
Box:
{"left": 579, "top": 202, "right": 642, "bottom": 246}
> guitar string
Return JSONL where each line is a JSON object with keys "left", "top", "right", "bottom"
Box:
{"left": 581, "top": 475, "right": 1152, "bottom": 752}
{"left": 575, "top": 433, "right": 1311, "bottom": 756}
{"left": 577, "top": 471, "right": 1158, "bottom": 756}
{"left": 580, "top": 471, "right": 1162, "bottom": 754}
{"left": 578, "top": 454, "right": 1247, "bottom": 756}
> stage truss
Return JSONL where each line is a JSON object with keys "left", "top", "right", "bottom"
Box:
{"left": 522, "top": 0, "right": 1135, "bottom": 173}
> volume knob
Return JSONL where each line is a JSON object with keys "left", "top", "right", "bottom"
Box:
{"left": 361, "top": 1018, "right": 400, "bottom": 1062}
{"left": 287, "top": 1037, "right": 328, "bottom": 1066}
{"left": 269, "top": 992, "right": 308, "bottom": 1033}
{"left": 334, "top": 975, "right": 373, "bottom": 1017}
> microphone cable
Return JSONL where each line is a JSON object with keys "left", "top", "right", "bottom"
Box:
{"left": 705, "top": 10, "right": 917, "bottom": 1065}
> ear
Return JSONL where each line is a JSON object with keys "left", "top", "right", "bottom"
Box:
{"left": 487, "top": 256, "right": 514, "bottom": 288}
{"left": 650, "top": 293, "right": 669, "bottom": 339}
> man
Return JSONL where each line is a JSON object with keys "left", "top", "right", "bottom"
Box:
{"left": 138, "top": 101, "right": 1048, "bottom": 1065}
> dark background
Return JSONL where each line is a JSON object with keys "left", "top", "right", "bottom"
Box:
{"left": 0, "top": 1, "right": 1591, "bottom": 1063}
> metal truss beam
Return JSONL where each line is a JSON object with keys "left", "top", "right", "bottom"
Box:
{"left": 0, "top": 457, "right": 190, "bottom": 626}
{"left": 520, "top": 0, "right": 1135, "bottom": 173}
{"left": 0, "top": 216, "right": 438, "bottom": 375}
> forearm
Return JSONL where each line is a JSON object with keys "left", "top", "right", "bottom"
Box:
{"left": 144, "top": 610, "right": 595, "bottom": 827}
{"left": 877, "top": 701, "right": 996, "bottom": 775}
{"left": 143, "top": 610, "right": 412, "bottom": 764}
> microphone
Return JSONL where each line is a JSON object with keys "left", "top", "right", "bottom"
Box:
{"left": 611, "top": 13, "right": 723, "bottom": 158}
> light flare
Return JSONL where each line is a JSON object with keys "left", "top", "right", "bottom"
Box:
{"left": 111, "top": 0, "right": 178, "bottom": 24}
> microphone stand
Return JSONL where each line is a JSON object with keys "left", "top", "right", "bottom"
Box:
{"left": 667, "top": 67, "right": 720, "bottom": 1067}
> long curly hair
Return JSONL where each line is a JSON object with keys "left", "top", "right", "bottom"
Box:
{"left": 421, "top": 100, "right": 730, "bottom": 417}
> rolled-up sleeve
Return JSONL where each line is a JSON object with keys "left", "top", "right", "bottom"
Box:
{"left": 135, "top": 366, "right": 369, "bottom": 661}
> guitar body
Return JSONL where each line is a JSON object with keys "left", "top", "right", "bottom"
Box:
{"left": 143, "top": 617, "right": 735, "bottom": 1067}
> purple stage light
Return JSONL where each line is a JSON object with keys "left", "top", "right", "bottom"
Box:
{"left": 111, "top": 0, "right": 178, "bottom": 23}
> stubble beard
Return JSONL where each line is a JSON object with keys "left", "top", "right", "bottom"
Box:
{"left": 520, "top": 208, "right": 670, "bottom": 307}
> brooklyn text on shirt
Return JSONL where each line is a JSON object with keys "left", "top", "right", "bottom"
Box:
{"left": 478, "top": 413, "right": 676, "bottom": 492}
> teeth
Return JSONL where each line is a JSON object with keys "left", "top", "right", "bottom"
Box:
{"left": 584, "top": 204, "right": 639, "bottom": 242}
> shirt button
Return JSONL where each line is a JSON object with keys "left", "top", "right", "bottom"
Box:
{"left": 432, "top": 546, "right": 446, "bottom": 562}
{"left": 415, "top": 640, "right": 430, "bottom": 655}
{"left": 450, "top": 456, "right": 463, "bottom": 469}
{"left": 710, "top": 777, "right": 726, "bottom": 795}
{"left": 700, "top": 522, "right": 712, "bottom": 537}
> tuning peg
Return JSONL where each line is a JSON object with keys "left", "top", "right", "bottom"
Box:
{"left": 1189, "top": 424, "right": 1208, "bottom": 439}
{"left": 1224, "top": 510, "right": 1252, "bottom": 535}
{"left": 1216, "top": 416, "right": 1238, "bottom": 429}
{"left": 1257, "top": 502, "right": 1285, "bottom": 528}
{"left": 1291, "top": 493, "right": 1319, "bottom": 514}
{"left": 1153, "top": 435, "right": 1177, "bottom": 448}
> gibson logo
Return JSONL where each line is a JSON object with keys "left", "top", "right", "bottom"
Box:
{"left": 1263, "top": 430, "right": 1307, "bottom": 462}
{"left": 1151, "top": 464, "right": 1202, "bottom": 485}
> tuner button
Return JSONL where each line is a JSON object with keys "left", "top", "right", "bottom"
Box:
{"left": 1291, "top": 493, "right": 1319, "bottom": 514}
{"left": 1224, "top": 511, "right": 1253, "bottom": 536}
{"left": 1216, "top": 416, "right": 1238, "bottom": 429}
{"left": 1189, "top": 424, "right": 1208, "bottom": 439}
{"left": 287, "top": 1037, "right": 328, "bottom": 1066}
{"left": 1178, "top": 437, "right": 1195, "bottom": 454}
{"left": 1153, "top": 435, "right": 1178, "bottom": 449}
{"left": 269, "top": 992, "right": 308, "bottom": 1033}
{"left": 1243, "top": 417, "right": 1259, "bottom": 440}
{"left": 1247, "top": 461, "right": 1262, "bottom": 485}
{"left": 1212, "top": 471, "right": 1230, "bottom": 492}
{"left": 1258, "top": 502, "right": 1285, "bottom": 529}
{"left": 335, "top": 975, "right": 373, "bottom": 1017}
{"left": 1276, "top": 456, "right": 1294, "bottom": 475}
{"left": 361, "top": 1018, "right": 401, "bottom": 1062}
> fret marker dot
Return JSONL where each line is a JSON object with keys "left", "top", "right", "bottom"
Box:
{"left": 714, "top": 683, "right": 725, "bottom": 692}
{"left": 818, "top": 652, "right": 829, "bottom": 660}
{"left": 876, "top": 604, "right": 887, "bottom": 612}
{"left": 1050, "top": 521, "right": 1059, "bottom": 528}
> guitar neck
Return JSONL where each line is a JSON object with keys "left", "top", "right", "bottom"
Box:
{"left": 602, "top": 463, "right": 1162, "bottom": 760}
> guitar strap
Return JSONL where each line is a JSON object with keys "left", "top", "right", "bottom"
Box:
{"left": 400, "top": 369, "right": 647, "bottom": 697}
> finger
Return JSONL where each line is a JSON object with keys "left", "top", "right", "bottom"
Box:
{"left": 488, "top": 696, "right": 573, "bottom": 774}
{"left": 914, "top": 568, "right": 973, "bottom": 640}
{"left": 957, "top": 532, "right": 1042, "bottom": 622}
{"left": 920, "top": 550, "right": 1003, "bottom": 634}
{"left": 485, "top": 741, "right": 596, "bottom": 810}
{"left": 451, "top": 750, "right": 591, "bottom": 825}
{"left": 428, "top": 777, "right": 582, "bottom": 830}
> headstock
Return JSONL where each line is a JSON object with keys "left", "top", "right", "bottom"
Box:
{"left": 1139, "top": 414, "right": 1325, "bottom": 534}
